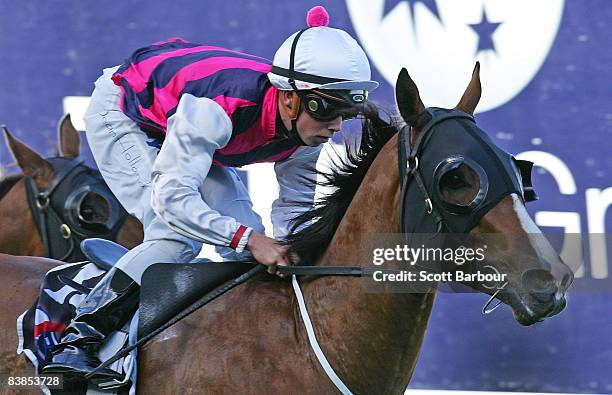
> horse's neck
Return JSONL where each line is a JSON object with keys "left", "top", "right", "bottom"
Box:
{"left": 302, "top": 134, "right": 435, "bottom": 392}
{"left": 320, "top": 138, "right": 402, "bottom": 264}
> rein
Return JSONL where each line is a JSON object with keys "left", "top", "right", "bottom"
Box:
{"left": 85, "top": 263, "right": 377, "bottom": 380}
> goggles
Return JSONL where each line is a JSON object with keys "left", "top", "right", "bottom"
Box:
{"left": 298, "top": 90, "right": 367, "bottom": 122}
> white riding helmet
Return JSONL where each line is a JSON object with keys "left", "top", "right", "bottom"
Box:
{"left": 268, "top": 6, "right": 379, "bottom": 92}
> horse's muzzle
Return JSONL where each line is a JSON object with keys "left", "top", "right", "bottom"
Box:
{"left": 509, "top": 266, "right": 573, "bottom": 325}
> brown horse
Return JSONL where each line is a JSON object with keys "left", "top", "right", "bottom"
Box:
{"left": 0, "top": 67, "right": 572, "bottom": 394}
{"left": 0, "top": 255, "right": 61, "bottom": 395}
{"left": 0, "top": 114, "right": 142, "bottom": 258}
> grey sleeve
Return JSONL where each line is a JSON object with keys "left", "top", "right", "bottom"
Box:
{"left": 150, "top": 94, "right": 252, "bottom": 251}
{"left": 271, "top": 145, "right": 323, "bottom": 239}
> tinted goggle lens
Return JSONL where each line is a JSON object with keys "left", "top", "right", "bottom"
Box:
{"left": 302, "top": 94, "right": 362, "bottom": 121}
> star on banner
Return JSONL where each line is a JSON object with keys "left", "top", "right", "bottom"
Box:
{"left": 382, "top": 0, "right": 442, "bottom": 30}
{"left": 468, "top": 7, "right": 502, "bottom": 55}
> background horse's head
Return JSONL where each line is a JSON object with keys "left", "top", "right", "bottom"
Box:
{"left": 395, "top": 63, "right": 573, "bottom": 325}
{"left": 0, "top": 115, "right": 142, "bottom": 260}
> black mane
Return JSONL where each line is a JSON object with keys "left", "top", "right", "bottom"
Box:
{"left": 284, "top": 107, "right": 399, "bottom": 264}
{"left": 0, "top": 173, "right": 23, "bottom": 201}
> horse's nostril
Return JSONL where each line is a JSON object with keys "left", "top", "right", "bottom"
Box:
{"left": 521, "top": 268, "right": 557, "bottom": 297}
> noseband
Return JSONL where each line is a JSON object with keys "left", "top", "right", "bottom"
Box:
{"left": 24, "top": 157, "right": 128, "bottom": 261}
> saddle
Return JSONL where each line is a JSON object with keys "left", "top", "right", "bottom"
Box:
{"left": 80, "top": 238, "right": 255, "bottom": 338}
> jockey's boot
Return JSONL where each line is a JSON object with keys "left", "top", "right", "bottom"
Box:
{"left": 42, "top": 268, "right": 139, "bottom": 382}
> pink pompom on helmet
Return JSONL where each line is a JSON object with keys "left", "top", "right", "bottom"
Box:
{"left": 306, "top": 5, "right": 329, "bottom": 27}
{"left": 268, "top": 5, "right": 379, "bottom": 92}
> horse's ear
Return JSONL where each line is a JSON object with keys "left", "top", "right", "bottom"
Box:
{"left": 58, "top": 113, "right": 81, "bottom": 159}
{"left": 395, "top": 68, "right": 425, "bottom": 126}
{"left": 456, "top": 62, "right": 482, "bottom": 115}
{"left": 3, "top": 126, "right": 54, "bottom": 185}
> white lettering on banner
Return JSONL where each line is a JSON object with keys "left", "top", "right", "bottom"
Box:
{"left": 517, "top": 151, "right": 611, "bottom": 279}
{"left": 586, "top": 188, "right": 612, "bottom": 279}
{"left": 516, "top": 151, "right": 576, "bottom": 194}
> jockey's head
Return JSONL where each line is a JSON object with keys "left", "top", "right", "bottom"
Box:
{"left": 268, "top": 6, "right": 379, "bottom": 147}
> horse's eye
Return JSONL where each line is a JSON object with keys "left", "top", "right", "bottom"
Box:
{"left": 78, "top": 192, "right": 110, "bottom": 224}
{"left": 441, "top": 170, "right": 468, "bottom": 190}
{"left": 434, "top": 159, "right": 488, "bottom": 212}
{"left": 435, "top": 162, "right": 484, "bottom": 209}
{"left": 80, "top": 207, "right": 94, "bottom": 220}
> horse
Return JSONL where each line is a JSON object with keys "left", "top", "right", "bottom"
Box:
{"left": 0, "top": 114, "right": 143, "bottom": 260}
{"left": 0, "top": 65, "right": 573, "bottom": 394}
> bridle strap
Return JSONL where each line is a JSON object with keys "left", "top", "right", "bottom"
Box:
{"left": 24, "top": 157, "right": 86, "bottom": 261}
{"left": 25, "top": 174, "right": 79, "bottom": 260}
{"left": 24, "top": 177, "right": 52, "bottom": 257}
{"left": 398, "top": 124, "right": 447, "bottom": 233}
{"left": 397, "top": 111, "right": 477, "bottom": 234}
{"left": 40, "top": 157, "right": 86, "bottom": 200}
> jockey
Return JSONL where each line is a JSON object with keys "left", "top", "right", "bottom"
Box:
{"left": 43, "top": 6, "right": 378, "bottom": 381}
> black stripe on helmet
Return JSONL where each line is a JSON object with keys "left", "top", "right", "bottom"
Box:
{"left": 271, "top": 66, "right": 348, "bottom": 86}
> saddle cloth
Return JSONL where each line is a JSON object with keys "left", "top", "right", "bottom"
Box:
{"left": 16, "top": 261, "right": 136, "bottom": 395}
{"left": 17, "top": 254, "right": 255, "bottom": 394}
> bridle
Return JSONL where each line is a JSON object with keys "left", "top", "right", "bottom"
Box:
{"left": 398, "top": 107, "right": 537, "bottom": 235}
{"left": 397, "top": 107, "right": 539, "bottom": 312}
{"left": 23, "top": 157, "right": 129, "bottom": 261}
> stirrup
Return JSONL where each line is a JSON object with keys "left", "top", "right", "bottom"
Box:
{"left": 92, "top": 375, "right": 132, "bottom": 391}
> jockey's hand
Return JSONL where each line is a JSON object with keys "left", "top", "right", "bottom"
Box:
{"left": 246, "top": 231, "right": 290, "bottom": 277}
